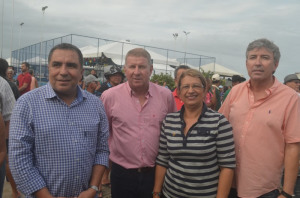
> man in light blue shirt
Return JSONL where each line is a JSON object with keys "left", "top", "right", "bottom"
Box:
{"left": 9, "top": 43, "right": 109, "bottom": 198}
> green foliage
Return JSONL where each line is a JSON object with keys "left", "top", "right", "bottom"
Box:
{"left": 151, "top": 73, "right": 175, "bottom": 90}
{"left": 201, "top": 70, "right": 214, "bottom": 79}
{"left": 150, "top": 70, "right": 226, "bottom": 90}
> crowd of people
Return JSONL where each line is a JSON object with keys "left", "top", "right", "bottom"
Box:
{"left": 0, "top": 38, "right": 299, "bottom": 198}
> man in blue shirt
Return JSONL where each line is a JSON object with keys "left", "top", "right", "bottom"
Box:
{"left": 9, "top": 43, "right": 109, "bottom": 198}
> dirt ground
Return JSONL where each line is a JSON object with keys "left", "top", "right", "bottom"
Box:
{"left": 2, "top": 180, "right": 111, "bottom": 198}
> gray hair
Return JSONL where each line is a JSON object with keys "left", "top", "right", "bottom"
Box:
{"left": 48, "top": 43, "right": 83, "bottom": 68}
{"left": 125, "top": 48, "right": 152, "bottom": 66}
{"left": 246, "top": 38, "right": 281, "bottom": 63}
{"left": 7, "top": 68, "right": 14, "bottom": 74}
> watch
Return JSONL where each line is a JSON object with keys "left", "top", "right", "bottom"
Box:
{"left": 89, "top": 185, "right": 99, "bottom": 193}
{"left": 281, "top": 190, "right": 295, "bottom": 198}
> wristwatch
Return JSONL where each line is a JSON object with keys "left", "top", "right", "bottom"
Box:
{"left": 281, "top": 190, "right": 295, "bottom": 198}
{"left": 89, "top": 185, "right": 100, "bottom": 193}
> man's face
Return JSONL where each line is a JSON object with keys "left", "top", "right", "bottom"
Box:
{"left": 175, "top": 69, "right": 187, "bottom": 87}
{"left": 246, "top": 47, "right": 278, "bottom": 83}
{"left": 91, "top": 70, "right": 96, "bottom": 75}
{"left": 48, "top": 49, "right": 83, "bottom": 97}
{"left": 109, "top": 73, "right": 123, "bottom": 86}
{"left": 6, "top": 70, "right": 14, "bottom": 80}
{"left": 88, "top": 81, "right": 98, "bottom": 91}
{"left": 286, "top": 80, "right": 300, "bottom": 92}
{"left": 124, "top": 56, "right": 153, "bottom": 92}
{"left": 21, "top": 64, "right": 28, "bottom": 73}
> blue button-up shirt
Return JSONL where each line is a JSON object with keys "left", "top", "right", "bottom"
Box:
{"left": 9, "top": 83, "right": 109, "bottom": 198}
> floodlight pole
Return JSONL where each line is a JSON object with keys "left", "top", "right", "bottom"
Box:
{"left": 17, "top": 22, "right": 24, "bottom": 71}
{"left": 183, "top": 31, "right": 190, "bottom": 65}
{"left": 9, "top": 0, "right": 15, "bottom": 66}
{"left": 0, "top": 0, "right": 5, "bottom": 58}
{"left": 39, "top": 6, "right": 48, "bottom": 83}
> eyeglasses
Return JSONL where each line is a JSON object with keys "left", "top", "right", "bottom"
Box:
{"left": 180, "top": 84, "right": 204, "bottom": 91}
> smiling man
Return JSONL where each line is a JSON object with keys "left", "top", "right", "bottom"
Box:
{"left": 9, "top": 43, "right": 109, "bottom": 198}
{"left": 101, "top": 48, "right": 176, "bottom": 198}
{"left": 219, "top": 38, "right": 300, "bottom": 198}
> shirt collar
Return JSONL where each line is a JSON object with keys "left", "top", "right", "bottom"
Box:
{"left": 172, "top": 88, "right": 179, "bottom": 98}
{"left": 179, "top": 102, "right": 208, "bottom": 122}
{"left": 44, "top": 82, "right": 86, "bottom": 102}
{"left": 107, "top": 82, "right": 112, "bottom": 88}
{"left": 125, "top": 81, "right": 151, "bottom": 97}
{"left": 246, "top": 76, "right": 280, "bottom": 95}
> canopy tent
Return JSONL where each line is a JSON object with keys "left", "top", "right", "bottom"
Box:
{"left": 6, "top": 57, "right": 18, "bottom": 65}
{"left": 199, "top": 63, "right": 243, "bottom": 77}
{"left": 80, "top": 41, "right": 178, "bottom": 77}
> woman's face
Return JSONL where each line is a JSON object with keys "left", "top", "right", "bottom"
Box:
{"left": 178, "top": 76, "right": 205, "bottom": 108}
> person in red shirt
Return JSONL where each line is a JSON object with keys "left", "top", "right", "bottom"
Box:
{"left": 172, "top": 65, "right": 190, "bottom": 110}
{"left": 17, "top": 62, "right": 32, "bottom": 95}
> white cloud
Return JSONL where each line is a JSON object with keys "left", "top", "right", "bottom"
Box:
{"left": 1, "top": 0, "right": 299, "bottom": 81}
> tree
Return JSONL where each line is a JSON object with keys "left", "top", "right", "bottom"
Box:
{"left": 150, "top": 73, "right": 175, "bottom": 90}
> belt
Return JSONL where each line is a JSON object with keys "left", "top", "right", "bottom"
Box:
{"left": 112, "top": 162, "right": 155, "bottom": 173}
{"left": 131, "top": 167, "right": 155, "bottom": 173}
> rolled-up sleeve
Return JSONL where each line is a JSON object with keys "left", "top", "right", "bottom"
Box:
{"left": 94, "top": 101, "right": 110, "bottom": 168}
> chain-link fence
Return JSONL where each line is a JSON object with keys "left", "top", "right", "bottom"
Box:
{"left": 11, "top": 34, "right": 216, "bottom": 85}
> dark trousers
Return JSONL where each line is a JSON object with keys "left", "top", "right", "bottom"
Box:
{"left": 0, "top": 161, "right": 5, "bottom": 198}
{"left": 110, "top": 162, "right": 155, "bottom": 198}
{"left": 228, "top": 188, "right": 279, "bottom": 198}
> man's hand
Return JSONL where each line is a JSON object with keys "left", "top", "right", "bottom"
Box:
{"left": 77, "top": 188, "right": 97, "bottom": 198}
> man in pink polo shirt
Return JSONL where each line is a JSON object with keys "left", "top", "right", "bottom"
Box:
{"left": 101, "top": 48, "right": 176, "bottom": 198}
{"left": 219, "top": 38, "right": 300, "bottom": 198}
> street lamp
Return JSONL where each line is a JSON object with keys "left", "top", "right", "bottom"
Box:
{"left": 39, "top": 6, "right": 48, "bottom": 83}
{"left": 183, "top": 31, "right": 190, "bottom": 65}
{"left": 18, "top": 22, "right": 24, "bottom": 72}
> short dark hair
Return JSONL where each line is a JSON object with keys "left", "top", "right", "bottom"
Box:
{"left": 21, "top": 62, "right": 30, "bottom": 68}
{"left": 174, "top": 65, "right": 190, "bottom": 80}
{"left": 48, "top": 43, "right": 83, "bottom": 68}
{"left": 0, "top": 58, "right": 9, "bottom": 77}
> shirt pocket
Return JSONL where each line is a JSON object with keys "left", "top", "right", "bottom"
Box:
{"left": 194, "top": 129, "right": 218, "bottom": 143}
{"left": 81, "top": 125, "right": 98, "bottom": 151}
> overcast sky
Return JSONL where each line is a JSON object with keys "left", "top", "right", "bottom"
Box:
{"left": 1, "top": 0, "right": 299, "bottom": 82}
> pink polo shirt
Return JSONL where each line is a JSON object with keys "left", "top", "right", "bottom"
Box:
{"left": 101, "top": 82, "right": 176, "bottom": 169}
{"left": 219, "top": 78, "right": 300, "bottom": 198}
